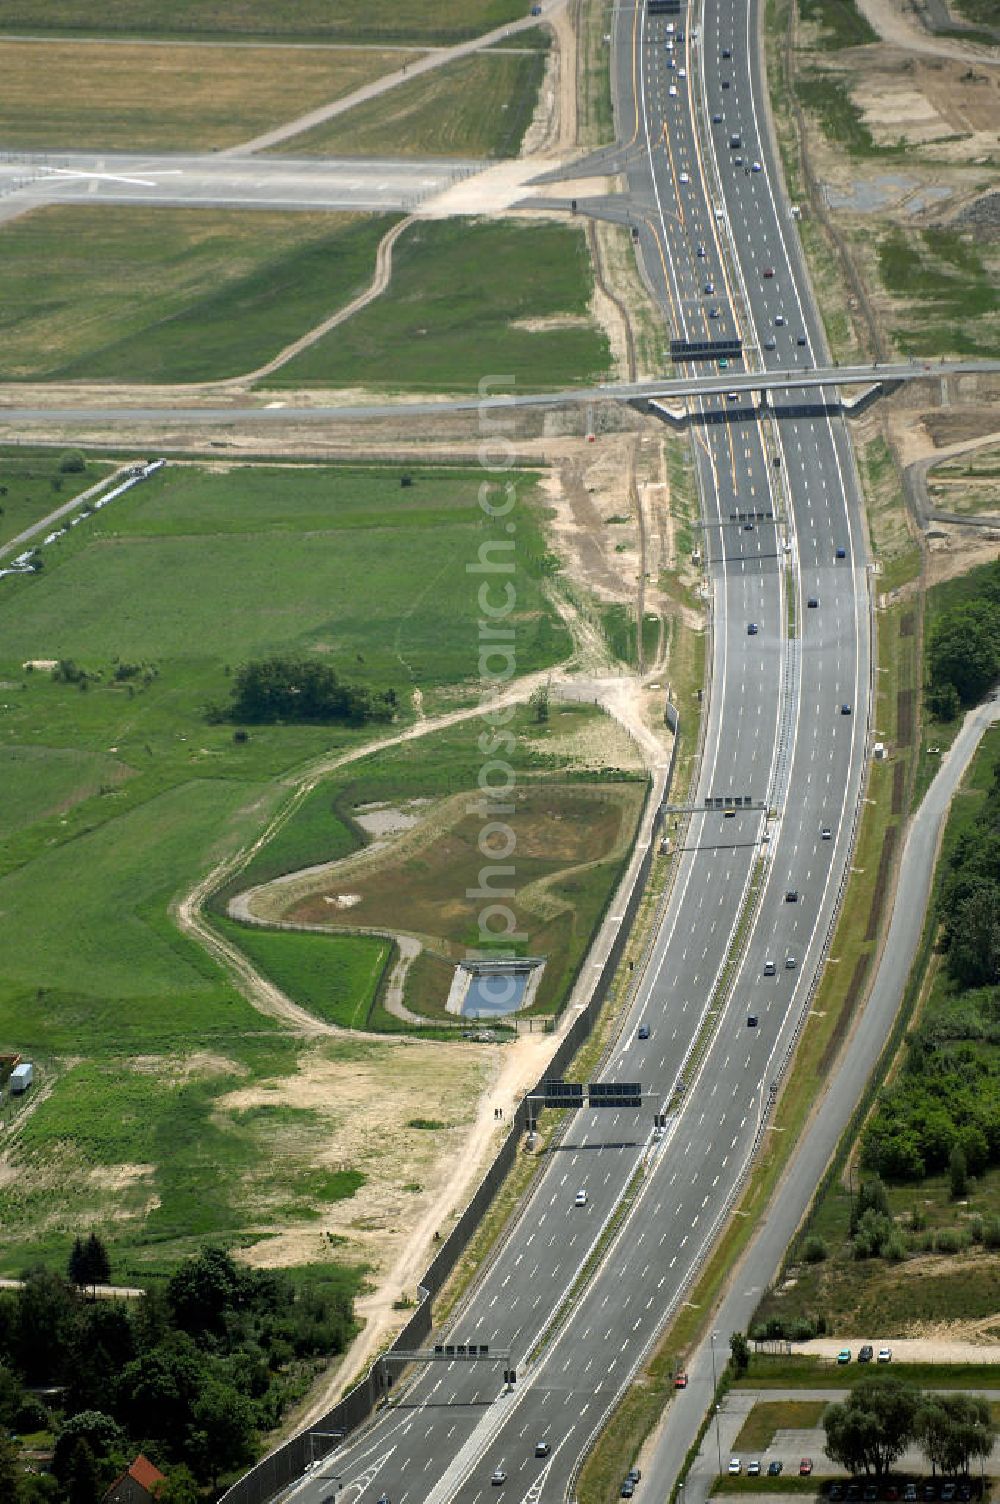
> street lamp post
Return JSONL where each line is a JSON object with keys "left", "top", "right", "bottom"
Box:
{"left": 709, "top": 1330, "right": 723, "bottom": 1474}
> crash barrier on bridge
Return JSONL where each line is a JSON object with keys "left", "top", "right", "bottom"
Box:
{"left": 218, "top": 737, "right": 680, "bottom": 1504}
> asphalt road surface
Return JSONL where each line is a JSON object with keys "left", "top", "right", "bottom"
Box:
{"left": 262, "top": 1, "right": 880, "bottom": 1503}
{"left": 0, "top": 151, "right": 480, "bottom": 214}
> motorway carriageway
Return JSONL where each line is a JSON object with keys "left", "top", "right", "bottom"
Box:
{"left": 266, "top": 3, "right": 871, "bottom": 1502}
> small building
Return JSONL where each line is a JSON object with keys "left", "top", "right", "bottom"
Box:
{"left": 9, "top": 1062, "right": 32, "bottom": 1094}
{"left": 103, "top": 1455, "right": 166, "bottom": 1504}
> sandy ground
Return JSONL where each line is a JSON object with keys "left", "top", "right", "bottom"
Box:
{"left": 797, "top": 1333, "right": 1000, "bottom": 1362}
{"left": 855, "top": 0, "right": 1000, "bottom": 65}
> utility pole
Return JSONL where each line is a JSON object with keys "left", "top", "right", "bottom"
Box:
{"left": 709, "top": 1330, "right": 723, "bottom": 1474}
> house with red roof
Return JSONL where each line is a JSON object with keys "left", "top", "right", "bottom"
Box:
{"left": 102, "top": 1454, "right": 167, "bottom": 1504}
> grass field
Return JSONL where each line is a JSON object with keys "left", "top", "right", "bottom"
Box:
{"left": 271, "top": 218, "right": 612, "bottom": 392}
{"left": 799, "top": 0, "right": 877, "bottom": 49}
{"left": 0, "top": 39, "right": 415, "bottom": 151}
{"left": 0, "top": 451, "right": 115, "bottom": 550}
{"left": 0, "top": 0, "right": 528, "bottom": 44}
{"left": 0, "top": 455, "right": 573, "bottom": 1275}
{"left": 214, "top": 922, "right": 393, "bottom": 1030}
{"left": 287, "top": 50, "right": 546, "bottom": 159}
{"left": 0, "top": 461, "right": 565, "bottom": 687}
{"left": 733, "top": 1401, "right": 826, "bottom": 1452}
{"left": 0, "top": 207, "right": 396, "bottom": 383}
{"left": 876, "top": 227, "right": 1000, "bottom": 360}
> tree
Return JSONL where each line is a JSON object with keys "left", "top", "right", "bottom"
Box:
{"left": 851, "top": 1177, "right": 891, "bottom": 1234}
{"left": 68, "top": 1237, "right": 89, "bottom": 1289}
{"left": 529, "top": 685, "right": 550, "bottom": 724}
{"left": 729, "top": 1331, "right": 749, "bottom": 1377}
{"left": 927, "top": 602, "right": 1000, "bottom": 710}
{"left": 227, "top": 655, "right": 393, "bottom": 727}
{"left": 189, "top": 1381, "right": 256, "bottom": 1487}
{"left": 13, "top": 1268, "right": 78, "bottom": 1384}
{"left": 0, "top": 1435, "right": 21, "bottom": 1504}
{"left": 84, "top": 1232, "right": 111, "bottom": 1289}
{"left": 824, "top": 1379, "right": 920, "bottom": 1477}
{"left": 65, "top": 1439, "right": 101, "bottom": 1504}
{"left": 167, "top": 1247, "right": 242, "bottom": 1341}
{"left": 53, "top": 1411, "right": 126, "bottom": 1487}
{"left": 152, "top": 1466, "right": 200, "bottom": 1504}
{"left": 946, "top": 885, "right": 1000, "bottom": 989}
{"left": 918, "top": 1394, "right": 994, "bottom": 1477}
{"left": 58, "top": 449, "right": 86, "bottom": 474}
{"left": 950, "top": 1144, "right": 968, "bottom": 1200}
{"left": 116, "top": 1341, "right": 206, "bottom": 1454}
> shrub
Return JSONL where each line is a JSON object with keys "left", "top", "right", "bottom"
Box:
{"left": 933, "top": 1227, "right": 969, "bottom": 1254}
{"left": 801, "top": 1235, "right": 829, "bottom": 1263}
{"left": 58, "top": 449, "right": 86, "bottom": 474}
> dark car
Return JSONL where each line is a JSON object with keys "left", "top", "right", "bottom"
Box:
{"left": 621, "top": 1485, "right": 635, "bottom": 1500}
{"left": 747, "top": 1014, "right": 758, "bottom": 1027}
{"left": 864, "top": 1487, "right": 878, "bottom": 1503}
{"left": 859, "top": 1344, "right": 874, "bottom": 1363}
{"left": 829, "top": 1487, "right": 845, "bottom": 1502}
{"left": 847, "top": 1484, "right": 862, "bottom": 1502}
{"left": 941, "top": 1487, "right": 956, "bottom": 1503}
{"left": 841, "top": 703, "right": 852, "bottom": 716}
{"left": 808, "top": 596, "right": 819, "bottom": 607}
{"left": 713, "top": 112, "right": 723, "bottom": 123}
{"left": 722, "top": 47, "right": 732, "bottom": 57}
{"left": 638, "top": 1023, "right": 650, "bottom": 1040}
{"left": 923, "top": 1485, "right": 937, "bottom": 1502}
{"left": 722, "top": 78, "right": 731, "bottom": 88}
{"left": 797, "top": 335, "right": 807, "bottom": 346}
{"left": 627, "top": 1469, "right": 642, "bottom": 1484}
{"left": 535, "top": 1442, "right": 551, "bottom": 1458}
{"left": 768, "top": 1461, "right": 784, "bottom": 1477}
{"left": 748, "top": 622, "right": 759, "bottom": 635}
{"left": 836, "top": 546, "right": 847, "bottom": 558}
{"left": 785, "top": 889, "right": 799, "bottom": 902}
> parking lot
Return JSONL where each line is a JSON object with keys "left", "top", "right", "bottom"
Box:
{"left": 681, "top": 1388, "right": 1000, "bottom": 1504}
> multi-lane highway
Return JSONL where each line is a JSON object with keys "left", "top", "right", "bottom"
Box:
{"left": 266, "top": 2, "right": 874, "bottom": 1503}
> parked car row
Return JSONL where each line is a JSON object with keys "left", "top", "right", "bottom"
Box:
{"left": 827, "top": 1481, "right": 979, "bottom": 1503}
{"left": 835, "top": 1345, "right": 892, "bottom": 1364}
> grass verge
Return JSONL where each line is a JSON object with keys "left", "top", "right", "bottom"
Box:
{"left": 0, "top": 207, "right": 396, "bottom": 383}
{"left": 0, "top": 0, "right": 530, "bottom": 46}
{"left": 266, "top": 218, "right": 612, "bottom": 393}
{"left": 284, "top": 49, "right": 546, "bottom": 159}
{"left": 0, "top": 39, "right": 413, "bottom": 151}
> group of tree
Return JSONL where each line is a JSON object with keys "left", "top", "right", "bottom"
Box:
{"left": 824, "top": 1378, "right": 995, "bottom": 1480}
{"left": 0, "top": 1244, "right": 357, "bottom": 1503}
{"left": 67, "top": 1234, "right": 111, "bottom": 1292}
{"left": 219, "top": 655, "right": 396, "bottom": 727}
{"left": 924, "top": 559, "right": 1000, "bottom": 722}
{"left": 860, "top": 750, "right": 1000, "bottom": 1185}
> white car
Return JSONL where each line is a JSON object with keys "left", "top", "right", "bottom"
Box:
{"left": 575, "top": 1189, "right": 588, "bottom": 1206}
{"left": 752, "top": 160, "right": 762, "bottom": 172}
{"left": 491, "top": 1468, "right": 507, "bottom": 1486}
{"left": 728, "top": 1459, "right": 742, "bottom": 1476}
{"left": 669, "top": 84, "right": 678, "bottom": 96}
{"left": 878, "top": 1347, "right": 893, "bottom": 1363}
{"left": 679, "top": 171, "right": 690, "bottom": 183}
{"left": 678, "top": 67, "right": 686, "bottom": 77}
